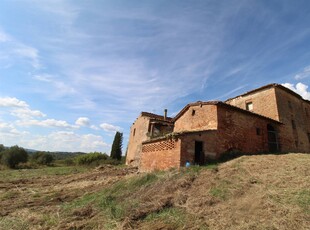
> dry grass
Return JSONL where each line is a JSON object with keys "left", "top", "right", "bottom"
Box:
{"left": 0, "top": 154, "right": 309, "bottom": 229}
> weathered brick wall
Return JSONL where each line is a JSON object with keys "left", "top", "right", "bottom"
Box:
{"left": 226, "top": 88, "right": 279, "bottom": 120}
{"left": 275, "top": 88, "right": 310, "bottom": 152}
{"left": 174, "top": 104, "right": 218, "bottom": 132}
{"left": 126, "top": 115, "right": 150, "bottom": 166}
{"left": 216, "top": 106, "right": 277, "bottom": 154}
{"left": 180, "top": 131, "right": 218, "bottom": 166}
{"left": 140, "top": 138, "right": 181, "bottom": 172}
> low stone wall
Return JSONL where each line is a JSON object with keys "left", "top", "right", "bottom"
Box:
{"left": 140, "top": 138, "right": 181, "bottom": 172}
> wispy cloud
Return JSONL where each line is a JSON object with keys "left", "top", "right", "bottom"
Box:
{"left": 0, "top": 29, "right": 41, "bottom": 69}
{"left": 294, "top": 66, "right": 310, "bottom": 80}
{"left": 33, "top": 74, "right": 76, "bottom": 97}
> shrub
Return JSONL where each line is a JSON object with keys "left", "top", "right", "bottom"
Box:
{"left": 1, "top": 146, "right": 28, "bottom": 168}
{"left": 31, "top": 152, "right": 54, "bottom": 165}
{"left": 76, "top": 152, "right": 108, "bottom": 165}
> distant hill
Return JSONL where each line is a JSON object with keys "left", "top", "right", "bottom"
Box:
{"left": 25, "top": 150, "right": 87, "bottom": 160}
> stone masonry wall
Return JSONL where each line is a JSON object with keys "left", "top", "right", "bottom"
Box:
{"left": 275, "top": 88, "right": 310, "bottom": 152}
{"left": 216, "top": 106, "right": 277, "bottom": 154}
{"left": 174, "top": 104, "right": 218, "bottom": 132}
{"left": 140, "top": 138, "right": 181, "bottom": 172}
{"left": 126, "top": 115, "right": 150, "bottom": 166}
{"left": 180, "top": 131, "right": 218, "bottom": 166}
{"left": 226, "top": 87, "right": 279, "bottom": 120}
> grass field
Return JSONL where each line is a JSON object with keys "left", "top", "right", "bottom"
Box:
{"left": 0, "top": 153, "right": 309, "bottom": 229}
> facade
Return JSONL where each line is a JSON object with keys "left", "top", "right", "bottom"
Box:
{"left": 126, "top": 84, "right": 310, "bottom": 172}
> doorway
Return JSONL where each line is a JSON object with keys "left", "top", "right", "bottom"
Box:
{"left": 267, "top": 124, "right": 279, "bottom": 152}
{"left": 194, "top": 141, "right": 204, "bottom": 165}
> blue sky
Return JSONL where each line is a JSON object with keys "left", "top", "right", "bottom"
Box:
{"left": 0, "top": 0, "right": 310, "bottom": 153}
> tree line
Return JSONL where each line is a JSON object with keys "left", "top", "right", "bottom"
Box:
{"left": 0, "top": 131, "right": 124, "bottom": 169}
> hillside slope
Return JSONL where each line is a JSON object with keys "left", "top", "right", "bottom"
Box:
{"left": 0, "top": 153, "right": 309, "bottom": 229}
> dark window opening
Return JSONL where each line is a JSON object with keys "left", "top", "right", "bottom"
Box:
{"left": 291, "top": 120, "right": 296, "bottom": 129}
{"left": 295, "top": 140, "right": 298, "bottom": 148}
{"left": 246, "top": 102, "right": 253, "bottom": 111}
{"left": 133, "top": 128, "right": 136, "bottom": 137}
{"left": 256, "top": 128, "right": 261, "bottom": 135}
{"left": 194, "top": 141, "right": 204, "bottom": 165}
{"left": 288, "top": 101, "right": 292, "bottom": 109}
{"left": 192, "top": 109, "right": 196, "bottom": 116}
{"left": 307, "top": 133, "right": 310, "bottom": 143}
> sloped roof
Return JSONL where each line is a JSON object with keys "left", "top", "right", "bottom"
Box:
{"left": 141, "top": 112, "right": 173, "bottom": 122}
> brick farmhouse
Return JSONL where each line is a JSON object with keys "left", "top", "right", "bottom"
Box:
{"left": 126, "top": 83, "right": 310, "bottom": 172}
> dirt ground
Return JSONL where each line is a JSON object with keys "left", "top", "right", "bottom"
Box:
{"left": 0, "top": 153, "right": 309, "bottom": 230}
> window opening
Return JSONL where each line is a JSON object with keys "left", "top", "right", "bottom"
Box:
{"left": 291, "top": 120, "right": 296, "bottom": 129}
{"left": 288, "top": 101, "right": 292, "bottom": 109}
{"left": 246, "top": 102, "right": 253, "bottom": 111}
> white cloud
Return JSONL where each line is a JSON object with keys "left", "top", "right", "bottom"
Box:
{"left": 294, "top": 66, "right": 310, "bottom": 80}
{"left": 75, "top": 117, "right": 90, "bottom": 126}
{"left": 16, "top": 119, "right": 77, "bottom": 129}
{"left": 282, "top": 82, "right": 310, "bottom": 100}
{"left": 0, "top": 122, "right": 27, "bottom": 137}
{"left": 100, "top": 123, "right": 121, "bottom": 132}
{"left": 11, "top": 108, "right": 46, "bottom": 119}
{"left": 23, "top": 131, "right": 109, "bottom": 153}
{"left": 0, "top": 97, "right": 28, "bottom": 108}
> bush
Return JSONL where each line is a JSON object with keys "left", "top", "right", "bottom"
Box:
{"left": 1, "top": 146, "right": 28, "bottom": 168}
{"left": 31, "top": 152, "right": 54, "bottom": 165}
{"left": 76, "top": 152, "right": 109, "bottom": 165}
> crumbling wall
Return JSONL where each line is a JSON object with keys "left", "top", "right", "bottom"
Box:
{"left": 126, "top": 116, "right": 150, "bottom": 166}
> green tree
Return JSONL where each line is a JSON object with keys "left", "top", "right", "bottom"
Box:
{"left": 1, "top": 145, "right": 28, "bottom": 168}
{"left": 110, "top": 132, "right": 123, "bottom": 160}
{"left": 31, "top": 151, "right": 54, "bottom": 165}
{"left": 0, "top": 144, "right": 5, "bottom": 152}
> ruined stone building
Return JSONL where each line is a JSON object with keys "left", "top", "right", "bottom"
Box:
{"left": 126, "top": 83, "right": 310, "bottom": 172}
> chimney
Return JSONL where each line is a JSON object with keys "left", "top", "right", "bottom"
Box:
{"left": 164, "top": 109, "right": 167, "bottom": 121}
